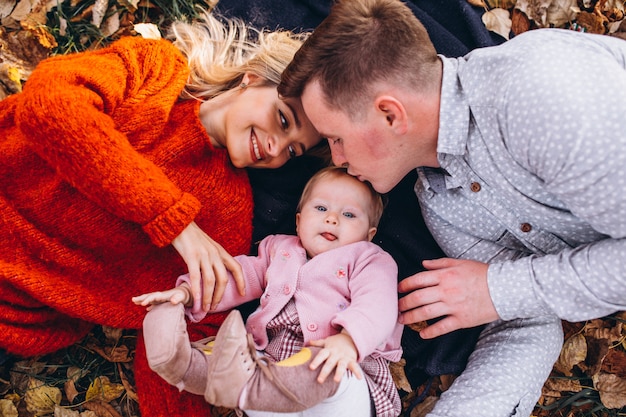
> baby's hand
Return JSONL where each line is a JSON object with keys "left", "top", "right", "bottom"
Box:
{"left": 308, "top": 331, "right": 361, "bottom": 383}
{"left": 132, "top": 285, "right": 192, "bottom": 310}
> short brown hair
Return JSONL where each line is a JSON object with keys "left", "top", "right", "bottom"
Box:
{"left": 297, "top": 166, "right": 384, "bottom": 227}
{"left": 279, "top": 0, "right": 439, "bottom": 117}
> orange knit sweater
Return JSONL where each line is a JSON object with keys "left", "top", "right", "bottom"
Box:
{"left": 0, "top": 36, "right": 253, "bottom": 356}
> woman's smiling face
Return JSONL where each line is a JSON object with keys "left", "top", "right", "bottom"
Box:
{"left": 210, "top": 75, "right": 322, "bottom": 169}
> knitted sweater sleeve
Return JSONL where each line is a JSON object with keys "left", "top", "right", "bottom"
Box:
{"left": 14, "top": 36, "right": 199, "bottom": 247}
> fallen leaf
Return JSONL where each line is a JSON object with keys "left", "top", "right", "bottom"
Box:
{"left": 54, "top": 405, "right": 81, "bottom": 417}
{"left": 86, "top": 376, "right": 125, "bottom": 403}
{"left": 0, "top": 398, "right": 18, "bottom": 417}
{"left": 546, "top": 0, "right": 578, "bottom": 27}
{"left": 467, "top": 0, "right": 487, "bottom": 8}
{"left": 24, "top": 377, "right": 62, "bottom": 416}
{"left": 133, "top": 23, "right": 161, "bottom": 39}
{"left": 91, "top": 0, "right": 108, "bottom": 27}
{"left": 482, "top": 8, "right": 512, "bottom": 39}
{"left": 117, "top": 363, "right": 137, "bottom": 402}
{"left": 511, "top": 8, "right": 531, "bottom": 35}
{"left": 594, "top": 372, "right": 626, "bottom": 409}
{"left": 87, "top": 343, "right": 132, "bottom": 363}
{"left": 516, "top": 0, "right": 552, "bottom": 27}
{"left": 83, "top": 399, "right": 123, "bottom": 417}
{"left": 390, "top": 359, "right": 413, "bottom": 393}
{"left": 554, "top": 333, "right": 587, "bottom": 376}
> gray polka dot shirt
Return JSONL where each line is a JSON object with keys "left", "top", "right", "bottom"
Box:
{"left": 415, "top": 29, "right": 626, "bottom": 322}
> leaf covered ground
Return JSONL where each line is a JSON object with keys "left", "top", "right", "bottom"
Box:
{"left": 1, "top": 0, "right": 626, "bottom": 416}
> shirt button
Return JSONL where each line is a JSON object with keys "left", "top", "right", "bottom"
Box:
{"left": 283, "top": 285, "right": 291, "bottom": 295}
{"left": 470, "top": 182, "right": 481, "bottom": 192}
{"left": 520, "top": 223, "right": 532, "bottom": 233}
{"left": 307, "top": 323, "right": 318, "bottom": 331}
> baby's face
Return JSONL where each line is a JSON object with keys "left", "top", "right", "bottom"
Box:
{"left": 296, "top": 175, "right": 376, "bottom": 258}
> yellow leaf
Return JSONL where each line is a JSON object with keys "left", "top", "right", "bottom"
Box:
{"left": 0, "top": 399, "right": 18, "bottom": 417}
{"left": 24, "top": 377, "right": 62, "bottom": 416}
{"left": 482, "top": 8, "right": 512, "bottom": 39}
{"left": 86, "top": 376, "right": 125, "bottom": 403}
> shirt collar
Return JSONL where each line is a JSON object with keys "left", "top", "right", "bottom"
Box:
{"left": 436, "top": 56, "right": 470, "bottom": 158}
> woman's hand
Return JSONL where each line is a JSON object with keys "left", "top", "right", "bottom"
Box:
{"left": 308, "top": 331, "right": 362, "bottom": 383}
{"left": 171, "top": 221, "right": 246, "bottom": 312}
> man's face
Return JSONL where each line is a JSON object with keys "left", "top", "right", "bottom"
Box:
{"left": 301, "top": 80, "right": 407, "bottom": 194}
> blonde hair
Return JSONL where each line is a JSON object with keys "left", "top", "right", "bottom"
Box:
{"left": 169, "top": 10, "right": 309, "bottom": 100}
{"left": 297, "top": 166, "right": 384, "bottom": 227}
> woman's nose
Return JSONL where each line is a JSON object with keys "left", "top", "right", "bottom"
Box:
{"left": 266, "top": 135, "right": 284, "bottom": 158}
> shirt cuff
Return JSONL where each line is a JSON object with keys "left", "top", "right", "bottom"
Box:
{"left": 142, "top": 192, "right": 201, "bottom": 247}
{"left": 487, "top": 258, "right": 553, "bottom": 320}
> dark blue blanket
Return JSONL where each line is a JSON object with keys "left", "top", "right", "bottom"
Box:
{"left": 220, "top": 0, "right": 506, "bottom": 389}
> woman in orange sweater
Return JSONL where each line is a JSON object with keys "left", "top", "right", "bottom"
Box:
{"left": 0, "top": 11, "right": 322, "bottom": 417}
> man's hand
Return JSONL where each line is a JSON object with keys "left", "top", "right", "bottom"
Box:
{"left": 171, "top": 221, "right": 245, "bottom": 312}
{"left": 308, "top": 332, "right": 362, "bottom": 383}
{"left": 397, "top": 258, "right": 498, "bottom": 338}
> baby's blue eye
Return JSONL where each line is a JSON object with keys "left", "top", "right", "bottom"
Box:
{"left": 315, "top": 205, "right": 327, "bottom": 212}
{"left": 343, "top": 212, "right": 355, "bottom": 218}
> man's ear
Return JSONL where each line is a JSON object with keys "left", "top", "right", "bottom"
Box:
{"left": 375, "top": 95, "right": 408, "bottom": 134}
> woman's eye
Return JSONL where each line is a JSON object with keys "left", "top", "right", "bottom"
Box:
{"left": 343, "top": 212, "right": 355, "bottom": 219}
{"left": 331, "top": 138, "right": 342, "bottom": 145}
{"left": 288, "top": 145, "right": 297, "bottom": 159}
{"left": 279, "top": 110, "right": 289, "bottom": 130}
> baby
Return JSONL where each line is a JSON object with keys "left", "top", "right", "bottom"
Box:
{"left": 133, "top": 166, "right": 404, "bottom": 417}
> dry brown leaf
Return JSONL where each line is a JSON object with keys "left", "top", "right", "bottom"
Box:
{"left": 581, "top": 336, "right": 609, "bottom": 377}
{"left": 390, "top": 359, "right": 413, "bottom": 393}
{"left": 543, "top": 376, "right": 583, "bottom": 393}
{"left": 86, "top": 376, "right": 125, "bottom": 403}
{"left": 576, "top": 10, "right": 607, "bottom": 33}
{"left": 515, "top": 0, "right": 552, "bottom": 27}
{"left": 0, "top": 398, "right": 19, "bottom": 417}
{"left": 601, "top": 348, "right": 626, "bottom": 378}
{"left": 87, "top": 343, "right": 132, "bottom": 363}
{"left": 116, "top": 363, "right": 137, "bottom": 402}
{"left": 482, "top": 8, "right": 512, "bottom": 39}
{"left": 511, "top": 8, "right": 531, "bottom": 34}
{"left": 585, "top": 319, "right": 623, "bottom": 344}
{"left": 546, "top": 0, "right": 579, "bottom": 27}
{"left": 83, "top": 399, "right": 123, "bottom": 417}
{"left": 101, "top": 327, "right": 124, "bottom": 345}
{"left": 24, "top": 377, "right": 62, "bottom": 416}
{"left": 486, "top": 0, "right": 517, "bottom": 8}
{"left": 554, "top": 333, "right": 587, "bottom": 376}
{"left": 407, "top": 321, "right": 428, "bottom": 333}
{"left": 409, "top": 396, "right": 438, "bottom": 417}
{"left": 54, "top": 405, "right": 81, "bottom": 417}
{"left": 594, "top": 372, "right": 626, "bottom": 409}
{"left": 91, "top": 0, "right": 108, "bottom": 27}
{"left": 467, "top": 0, "right": 487, "bottom": 8}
